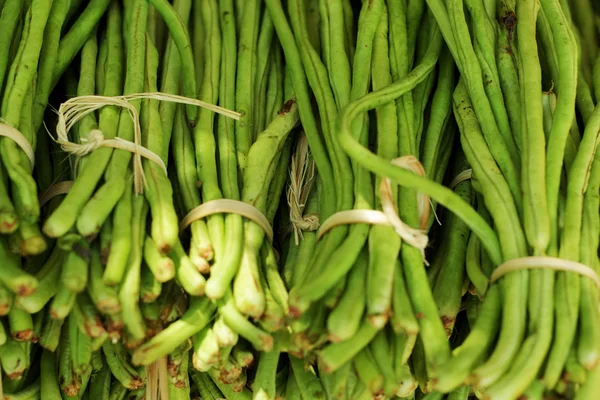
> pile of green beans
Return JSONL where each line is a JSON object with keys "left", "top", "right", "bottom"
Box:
{"left": 1, "top": 0, "right": 600, "bottom": 399}
{"left": 0, "top": 0, "right": 300, "bottom": 398}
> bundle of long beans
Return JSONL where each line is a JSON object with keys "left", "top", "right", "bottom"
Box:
{"left": 0, "top": 0, "right": 600, "bottom": 399}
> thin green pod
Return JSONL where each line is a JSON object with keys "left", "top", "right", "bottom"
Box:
{"left": 289, "top": 356, "right": 326, "bottom": 400}
{"left": 15, "top": 249, "right": 64, "bottom": 313}
{"left": 219, "top": 295, "right": 273, "bottom": 352}
{"left": 369, "top": 331, "right": 400, "bottom": 396}
{"left": 147, "top": 0, "right": 197, "bottom": 124}
{"left": 319, "top": 321, "right": 379, "bottom": 374}
{"left": 69, "top": 313, "right": 93, "bottom": 376}
{"left": 353, "top": 348, "right": 384, "bottom": 395}
{"left": 0, "top": 282, "right": 13, "bottom": 315}
{"left": 62, "top": 240, "right": 91, "bottom": 293}
{"left": 143, "top": 235, "right": 175, "bottom": 283}
{"left": 53, "top": 0, "right": 112, "bottom": 83}
{"left": 8, "top": 307, "right": 33, "bottom": 341}
{"left": 32, "top": 0, "right": 70, "bottom": 133}
{"left": 131, "top": 296, "right": 216, "bottom": 366}
{"left": 87, "top": 248, "right": 121, "bottom": 315}
{"left": 0, "top": 0, "right": 24, "bottom": 96}
{"left": 158, "top": 0, "right": 192, "bottom": 161}
{"left": 89, "top": 363, "right": 112, "bottom": 400}
{"left": 0, "top": 238, "right": 38, "bottom": 296}
{"left": 118, "top": 195, "right": 148, "bottom": 340}
{"left": 252, "top": 349, "right": 280, "bottom": 400}
{"left": 49, "top": 283, "right": 77, "bottom": 320}
{"left": 141, "top": 34, "right": 179, "bottom": 253}
{"left": 171, "top": 239, "right": 206, "bottom": 296}
{"left": 326, "top": 250, "right": 368, "bottom": 343}
{"left": 40, "top": 350, "right": 62, "bottom": 400}
{"left": 254, "top": 11, "right": 275, "bottom": 138}
{"left": 102, "top": 341, "right": 144, "bottom": 390}
{"left": 73, "top": 292, "right": 107, "bottom": 339}
{"left": 39, "top": 314, "right": 64, "bottom": 352}
{"left": 103, "top": 179, "right": 133, "bottom": 286}
{"left": 140, "top": 264, "right": 162, "bottom": 303}
{"left": 235, "top": 0, "right": 261, "bottom": 171}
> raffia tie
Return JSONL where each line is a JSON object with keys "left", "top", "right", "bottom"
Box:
{"left": 54, "top": 92, "right": 241, "bottom": 194}
{"left": 317, "top": 155, "right": 431, "bottom": 262}
{"left": 491, "top": 256, "right": 600, "bottom": 292}
{"left": 0, "top": 122, "right": 35, "bottom": 167}
{"left": 39, "top": 181, "right": 74, "bottom": 207}
{"left": 449, "top": 168, "right": 473, "bottom": 190}
{"left": 180, "top": 199, "right": 274, "bottom": 243}
{"left": 287, "top": 133, "right": 319, "bottom": 245}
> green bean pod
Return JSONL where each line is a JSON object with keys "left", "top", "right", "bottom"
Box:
{"left": 39, "top": 313, "right": 64, "bottom": 352}
{"left": 40, "top": 350, "right": 62, "bottom": 400}
{"left": 141, "top": 35, "right": 179, "bottom": 253}
{"left": 0, "top": 282, "right": 13, "bottom": 315}
{"left": 159, "top": 0, "right": 192, "bottom": 160}
{"left": 69, "top": 313, "right": 93, "bottom": 376}
{"left": 103, "top": 180, "right": 133, "bottom": 286}
{"left": 147, "top": 0, "right": 197, "bottom": 124}
{"left": 289, "top": 355, "right": 327, "bottom": 400}
{"left": 63, "top": 240, "right": 90, "bottom": 293}
{"left": 53, "top": 0, "right": 112, "bottom": 84}
{"left": 0, "top": 0, "right": 24, "bottom": 96}
{"left": 353, "top": 348, "right": 384, "bottom": 396}
{"left": 132, "top": 296, "right": 215, "bottom": 365}
{"left": 118, "top": 195, "right": 148, "bottom": 340}
{"left": 87, "top": 248, "right": 121, "bottom": 315}
{"left": 0, "top": 238, "right": 37, "bottom": 296}
{"left": 326, "top": 250, "right": 367, "bottom": 342}
{"left": 102, "top": 341, "right": 145, "bottom": 390}
{"left": 49, "top": 283, "right": 77, "bottom": 320}
{"left": 369, "top": 331, "right": 400, "bottom": 396}
{"left": 172, "top": 239, "right": 206, "bottom": 296}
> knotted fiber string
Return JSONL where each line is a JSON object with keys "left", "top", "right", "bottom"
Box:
{"left": 0, "top": 122, "right": 35, "bottom": 167}
{"left": 54, "top": 92, "right": 241, "bottom": 194}
{"left": 318, "top": 156, "right": 431, "bottom": 261}
{"left": 287, "top": 134, "right": 319, "bottom": 244}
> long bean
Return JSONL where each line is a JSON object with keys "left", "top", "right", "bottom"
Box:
{"left": 53, "top": 0, "right": 111, "bottom": 85}
{"left": 147, "top": 0, "right": 197, "bottom": 124}
{"left": 141, "top": 35, "right": 178, "bottom": 253}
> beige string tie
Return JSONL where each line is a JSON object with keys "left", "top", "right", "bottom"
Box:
{"left": 317, "top": 156, "right": 430, "bottom": 261}
{"left": 180, "top": 199, "right": 274, "bottom": 243}
{"left": 0, "top": 122, "right": 35, "bottom": 167}
{"left": 288, "top": 134, "right": 319, "bottom": 245}
{"left": 39, "top": 181, "right": 74, "bottom": 207}
{"left": 449, "top": 168, "right": 473, "bottom": 190}
{"left": 55, "top": 93, "right": 241, "bottom": 194}
{"left": 146, "top": 357, "right": 169, "bottom": 400}
{"left": 491, "top": 256, "right": 600, "bottom": 291}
